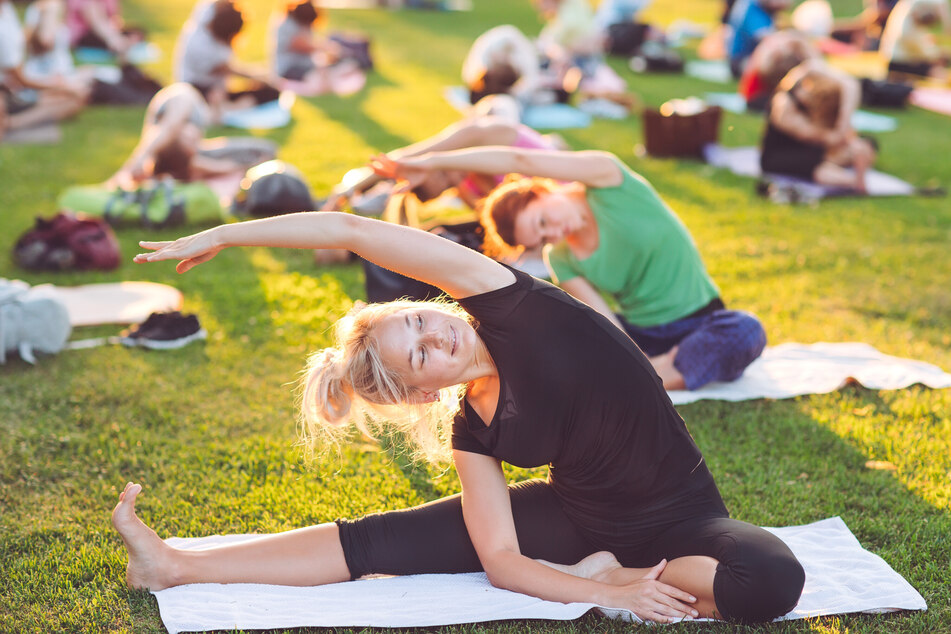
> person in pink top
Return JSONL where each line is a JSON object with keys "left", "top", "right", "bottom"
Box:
{"left": 65, "top": 0, "right": 140, "bottom": 59}
{"left": 324, "top": 99, "right": 563, "bottom": 212}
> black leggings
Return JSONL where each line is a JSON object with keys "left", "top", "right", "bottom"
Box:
{"left": 337, "top": 479, "right": 804, "bottom": 623}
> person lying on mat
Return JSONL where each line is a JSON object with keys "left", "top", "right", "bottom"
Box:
{"left": 322, "top": 97, "right": 563, "bottom": 213}
{"left": 760, "top": 60, "right": 877, "bottom": 192}
{"left": 108, "top": 82, "right": 274, "bottom": 186}
{"left": 114, "top": 212, "right": 804, "bottom": 623}
{"left": 174, "top": 0, "right": 281, "bottom": 118}
{"left": 879, "top": 0, "right": 951, "bottom": 80}
{"left": 374, "top": 148, "right": 767, "bottom": 391}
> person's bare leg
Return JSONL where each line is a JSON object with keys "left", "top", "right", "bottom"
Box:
{"left": 112, "top": 482, "right": 351, "bottom": 590}
{"left": 8, "top": 92, "right": 83, "bottom": 130}
{"left": 649, "top": 346, "right": 686, "bottom": 390}
{"left": 539, "top": 551, "right": 719, "bottom": 619}
{"left": 814, "top": 160, "right": 867, "bottom": 193}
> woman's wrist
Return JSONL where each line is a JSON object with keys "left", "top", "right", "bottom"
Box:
{"left": 590, "top": 581, "right": 621, "bottom": 607}
{"left": 212, "top": 224, "right": 235, "bottom": 249}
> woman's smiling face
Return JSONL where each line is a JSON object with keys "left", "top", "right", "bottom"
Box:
{"left": 512, "top": 191, "right": 586, "bottom": 249}
{"left": 375, "top": 307, "right": 479, "bottom": 398}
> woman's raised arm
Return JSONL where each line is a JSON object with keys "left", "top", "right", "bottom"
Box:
{"left": 135, "top": 212, "right": 514, "bottom": 299}
{"left": 378, "top": 148, "right": 624, "bottom": 189}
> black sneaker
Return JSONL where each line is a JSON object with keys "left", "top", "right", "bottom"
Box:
{"left": 119, "top": 311, "right": 180, "bottom": 347}
{"left": 137, "top": 313, "right": 207, "bottom": 350}
{"left": 120, "top": 311, "right": 207, "bottom": 349}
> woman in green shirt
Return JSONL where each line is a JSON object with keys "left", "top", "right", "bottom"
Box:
{"left": 377, "top": 147, "right": 765, "bottom": 390}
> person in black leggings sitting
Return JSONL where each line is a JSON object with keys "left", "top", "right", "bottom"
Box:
{"left": 761, "top": 60, "right": 876, "bottom": 192}
{"left": 113, "top": 207, "right": 804, "bottom": 623}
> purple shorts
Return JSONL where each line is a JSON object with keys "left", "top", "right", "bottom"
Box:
{"left": 619, "top": 301, "right": 766, "bottom": 390}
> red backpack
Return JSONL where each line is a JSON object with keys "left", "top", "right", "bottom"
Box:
{"left": 14, "top": 212, "right": 121, "bottom": 271}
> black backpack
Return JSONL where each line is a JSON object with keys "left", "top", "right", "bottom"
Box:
{"left": 860, "top": 78, "right": 913, "bottom": 108}
{"left": 231, "top": 160, "right": 315, "bottom": 217}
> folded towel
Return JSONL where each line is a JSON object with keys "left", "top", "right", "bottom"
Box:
{"left": 152, "top": 516, "right": 924, "bottom": 633}
{"left": 668, "top": 342, "right": 951, "bottom": 405}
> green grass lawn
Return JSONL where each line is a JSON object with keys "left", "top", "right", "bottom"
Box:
{"left": 1, "top": 0, "right": 950, "bottom": 632}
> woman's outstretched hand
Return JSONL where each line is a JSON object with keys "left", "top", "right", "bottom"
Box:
{"left": 369, "top": 154, "right": 430, "bottom": 191}
{"left": 135, "top": 227, "right": 224, "bottom": 274}
{"left": 610, "top": 559, "right": 699, "bottom": 623}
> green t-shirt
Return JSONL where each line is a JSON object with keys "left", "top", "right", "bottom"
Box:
{"left": 546, "top": 159, "right": 719, "bottom": 327}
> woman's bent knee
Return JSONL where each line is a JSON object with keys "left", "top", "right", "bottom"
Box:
{"left": 714, "top": 549, "right": 805, "bottom": 623}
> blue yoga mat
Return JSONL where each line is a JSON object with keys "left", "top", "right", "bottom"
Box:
{"left": 220, "top": 96, "right": 294, "bottom": 130}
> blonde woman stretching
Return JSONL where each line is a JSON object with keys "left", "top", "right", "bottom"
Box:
{"left": 113, "top": 211, "right": 804, "bottom": 623}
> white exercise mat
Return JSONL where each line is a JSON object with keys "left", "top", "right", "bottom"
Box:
{"left": 668, "top": 342, "right": 951, "bottom": 405}
{"left": 703, "top": 144, "right": 917, "bottom": 196}
{"left": 42, "top": 281, "right": 183, "bottom": 327}
{"left": 152, "top": 516, "right": 925, "bottom": 633}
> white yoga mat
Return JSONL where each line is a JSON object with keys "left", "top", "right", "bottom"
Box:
{"left": 43, "top": 282, "right": 183, "bottom": 327}
{"left": 703, "top": 144, "right": 916, "bottom": 196}
{"left": 220, "top": 93, "right": 295, "bottom": 130}
{"left": 152, "top": 516, "right": 924, "bottom": 633}
{"left": 685, "top": 59, "right": 732, "bottom": 83}
{"left": 668, "top": 342, "right": 951, "bottom": 405}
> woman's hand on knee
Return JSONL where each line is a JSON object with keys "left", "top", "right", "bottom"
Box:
{"left": 609, "top": 559, "right": 700, "bottom": 624}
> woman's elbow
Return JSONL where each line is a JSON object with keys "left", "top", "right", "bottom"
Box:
{"left": 480, "top": 553, "right": 515, "bottom": 589}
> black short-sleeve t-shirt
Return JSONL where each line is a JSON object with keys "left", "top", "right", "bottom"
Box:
{"left": 452, "top": 268, "right": 714, "bottom": 545}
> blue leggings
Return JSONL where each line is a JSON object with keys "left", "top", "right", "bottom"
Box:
{"left": 337, "top": 479, "right": 804, "bottom": 623}
{"left": 620, "top": 304, "right": 767, "bottom": 390}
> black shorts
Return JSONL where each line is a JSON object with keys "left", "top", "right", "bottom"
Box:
{"left": 761, "top": 123, "right": 825, "bottom": 180}
{"left": 888, "top": 60, "right": 933, "bottom": 78}
{"left": 191, "top": 81, "right": 281, "bottom": 106}
{"left": 336, "top": 478, "right": 804, "bottom": 623}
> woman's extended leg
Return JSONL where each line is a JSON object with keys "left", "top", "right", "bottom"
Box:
{"left": 112, "top": 482, "right": 350, "bottom": 590}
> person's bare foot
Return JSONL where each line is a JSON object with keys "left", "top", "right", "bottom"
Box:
{"left": 649, "top": 346, "right": 687, "bottom": 390}
{"left": 111, "top": 482, "right": 178, "bottom": 590}
{"left": 537, "top": 551, "right": 623, "bottom": 581}
{"left": 572, "top": 551, "right": 625, "bottom": 582}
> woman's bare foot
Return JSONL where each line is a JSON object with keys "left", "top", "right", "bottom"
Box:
{"left": 649, "top": 346, "right": 687, "bottom": 390}
{"left": 111, "top": 482, "right": 178, "bottom": 591}
{"left": 537, "top": 551, "right": 623, "bottom": 582}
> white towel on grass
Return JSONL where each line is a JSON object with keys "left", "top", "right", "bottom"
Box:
{"left": 153, "top": 516, "right": 925, "bottom": 633}
{"left": 703, "top": 145, "right": 916, "bottom": 196}
{"left": 668, "top": 342, "right": 951, "bottom": 405}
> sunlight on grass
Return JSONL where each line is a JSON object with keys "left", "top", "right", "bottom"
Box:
{"left": 250, "top": 248, "right": 354, "bottom": 342}
{"left": 802, "top": 390, "right": 951, "bottom": 510}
